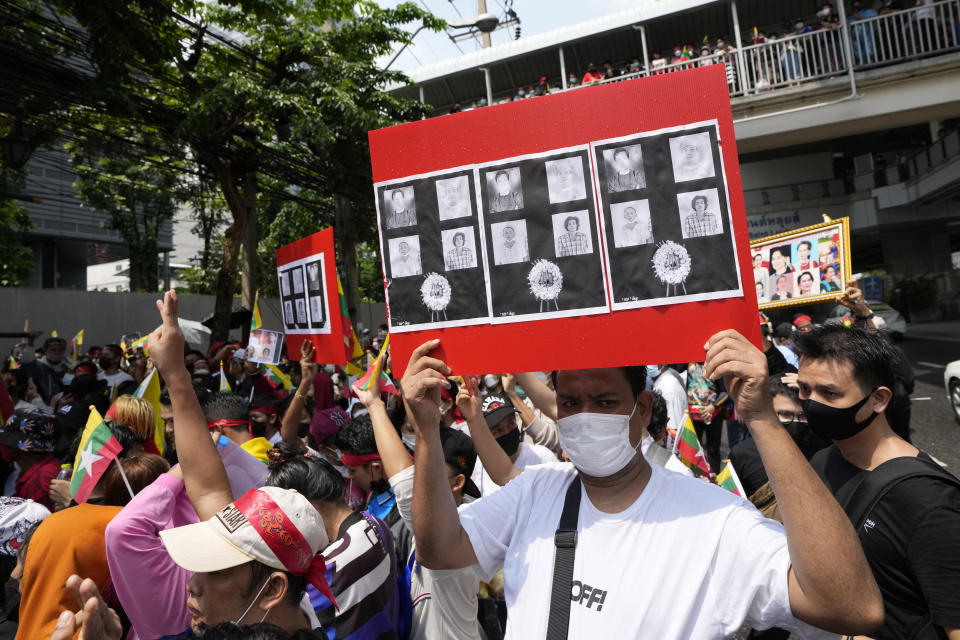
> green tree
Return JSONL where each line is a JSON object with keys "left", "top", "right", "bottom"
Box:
{"left": 0, "top": 168, "right": 35, "bottom": 287}
{"left": 67, "top": 122, "right": 183, "bottom": 291}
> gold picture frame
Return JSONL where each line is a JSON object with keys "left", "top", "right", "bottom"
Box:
{"left": 749, "top": 217, "right": 851, "bottom": 310}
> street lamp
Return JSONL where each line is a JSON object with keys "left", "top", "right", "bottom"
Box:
{"left": 382, "top": 13, "right": 500, "bottom": 73}
{"left": 1, "top": 117, "right": 34, "bottom": 170}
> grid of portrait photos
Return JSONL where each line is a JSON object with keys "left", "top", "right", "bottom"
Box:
{"left": 374, "top": 168, "right": 491, "bottom": 331}
{"left": 276, "top": 252, "right": 332, "bottom": 335}
{"left": 477, "top": 146, "right": 608, "bottom": 323}
{"left": 246, "top": 329, "right": 283, "bottom": 365}
{"left": 591, "top": 120, "right": 742, "bottom": 310}
{"left": 752, "top": 224, "right": 846, "bottom": 308}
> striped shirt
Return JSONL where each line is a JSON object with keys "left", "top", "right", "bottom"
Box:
{"left": 557, "top": 231, "right": 589, "bottom": 256}
{"left": 445, "top": 248, "right": 473, "bottom": 270}
{"left": 682, "top": 212, "right": 720, "bottom": 238}
{"left": 607, "top": 170, "right": 645, "bottom": 192}
{"left": 490, "top": 191, "right": 522, "bottom": 212}
{"left": 312, "top": 511, "right": 400, "bottom": 639}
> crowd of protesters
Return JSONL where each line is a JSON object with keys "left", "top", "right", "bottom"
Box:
{"left": 450, "top": 0, "right": 958, "bottom": 114}
{"left": 0, "top": 274, "right": 957, "bottom": 640}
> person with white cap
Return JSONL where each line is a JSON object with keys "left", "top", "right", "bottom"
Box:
{"left": 160, "top": 485, "right": 334, "bottom": 634}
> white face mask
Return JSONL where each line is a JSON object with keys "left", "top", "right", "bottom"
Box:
{"left": 557, "top": 401, "right": 640, "bottom": 477}
{"left": 401, "top": 433, "right": 416, "bottom": 450}
{"left": 483, "top": 374, "right": 500, "bottom": 389}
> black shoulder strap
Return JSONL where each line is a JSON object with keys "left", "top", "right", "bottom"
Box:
{"left": 546, "top": 475, "right": 582, "bottom": 640}
{"left": 839, "top": 455, "right": 960, "bottom": 530}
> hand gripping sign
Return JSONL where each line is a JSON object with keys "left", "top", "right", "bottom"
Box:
{"left": 369, "top": 65, "right": 760, "bottom": 376}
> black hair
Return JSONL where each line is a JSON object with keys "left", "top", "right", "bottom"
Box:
{"left": 190, "top": 621, "right": 292, "bottom": 639}
{"left": 794, "top": 325, "right": 899, "bottom": 393}
{"left": 203, "top": 392, "right": 249, "bottom": 422}
{"left": 798, "top": 271, "right": 814, "bottom": 283}
{"left": 266, "top": 441, "right": 345, "bottom": 504}
{"left": 769, "top": 376, "right": 800, "bottom": 403}
{"left": 551, "top": 366, "right": 646, "bottom": 398}
{"left": 391, "top": 189, "right": 403, "bottom": 200}
{"left": 798, "top": 240, "right": 812, "bottom": 251}
{"left": 691, "top": 194, "right": 708, "bottom": 209}
{"left": 42, "top": 337, "right": 66, "bottom": 350}
{"left": 159, "top": 390, "right": 171, "bottom": 406}
{"left": 116, "top": 380, "right": 139, "bottom": 397}
{"left": 160, "top": 382, "right": 210, "bottom": 407}
{"left": 334, "top": 414, "right": 377, "bottom": 456}
{"left": 494, "top": 169, "right": 508, "bottom": 182}
{"left": 648, "top": 390, "right": 668, "bottom": 440}
{"left": 613, "top": 148, "right": 628, "bottom": 160}
{"left": 5, "top": 369, "right": 27, "bottom": 396}
{"left": 563, "top": 215, "right": 579, "bottom": 230}
{"left": 452, "top": 231, "right": 466, "bottom": 244}
{"left": 243, "top": 559, "right": 307, "bottom": 610}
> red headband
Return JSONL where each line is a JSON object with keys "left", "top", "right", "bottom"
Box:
{"left": 339, "top": 452, "right": 381, "bottom": 467}
{"left": 207, "top": 419, "right": 252, "bottom": 430}
{"left": 250, "top": 404, "right": 279, "bottom": 416}
{"left": 233, "top": 490, "right": 338, "bottom": 611}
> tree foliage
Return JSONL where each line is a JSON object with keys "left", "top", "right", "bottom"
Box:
{"left": 0, "top": 168, "right": 35, "bottom": 287}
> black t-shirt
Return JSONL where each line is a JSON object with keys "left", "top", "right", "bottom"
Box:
{"left": 811, "top": 446, "right": 960, "bottom": 639}
{"left": 729, "top": 421, "right": 829, "bottom": 497}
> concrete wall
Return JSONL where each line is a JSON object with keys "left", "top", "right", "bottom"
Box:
{"left": 0, "top": 288, "right": 386, "bottom": 358}
{"left": 740, "top": 152, "right": 835, "bottom": 191}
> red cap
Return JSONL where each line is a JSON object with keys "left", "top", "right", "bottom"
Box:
{"left": 793, "top": 315, "right": 813, "bottom": 327}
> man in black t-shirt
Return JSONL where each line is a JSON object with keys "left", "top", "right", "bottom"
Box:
{"left": 795, "top": 325, "right": 960, "bottom": 640}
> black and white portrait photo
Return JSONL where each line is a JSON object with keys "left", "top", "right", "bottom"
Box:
{"left": 291, "top": 266, "right": 304, "bottom": 294}
{"left": 283, "top": 301, "right": 293, "bottom": 325}
{"left": 610, "top": 200, "right": 653, "bottom": 247}
{"left": 279, "top": 271, "right": 290, "bottom": 296}
{"left": 491, "top": 220, "right": 530, "bottom": 265}
{"left": 309, "top": 296, "right": 325, "bottom": 326}
{"left": 305, "top": 261, "right": 322, "bottom": 291}
{"left": 440, "top": 226, "right": 478, "bottom": 271}
{"left": 551, "top": 211, "right": 593, "bottom": 257}
{"left": 435, "top": 175, "right": 471, "bottom": 220}
{"left": 603, "top": 145, "right": 646, "bottom": 193}
{"left": 388, "top": 235, "right": 423, "bottom": 278}
{"left": 669, "top": 132, "right": 716, "bottom": 183}
{"left": 383, "top": 186, "right": 418, "bottom": 229}
{"left": 485, "top": 167, "right": 523, "bottom": 213}
{"left": 677, "top": 188, "right": 724, "bottom": 239}
{"left": 545, "top": 157, "right": 587, "bottom": 204}
{"left": 295, "top": 298, "right": 306, "bottom": 324}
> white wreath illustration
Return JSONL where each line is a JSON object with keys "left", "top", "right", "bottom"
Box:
{"left": 527, "top": 259, "right": 563, "bottom": 301}
{"left": 651, "top": 241, "right": 692, "bottom": 286}
{"left": 420, "top": 273, "right": 452, "bottom": 312}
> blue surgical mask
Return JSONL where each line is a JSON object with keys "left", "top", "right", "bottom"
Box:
{"left": 645, "top": 365, "right": 661, "bottom": 380}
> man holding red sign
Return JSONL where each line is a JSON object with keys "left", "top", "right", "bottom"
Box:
{"left": 404, "top": 336, "right": 883, "bottom": 639}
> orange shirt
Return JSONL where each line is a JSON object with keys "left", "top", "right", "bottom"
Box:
{"left": 16, "top": 503, "right": 122, "bottom": 640}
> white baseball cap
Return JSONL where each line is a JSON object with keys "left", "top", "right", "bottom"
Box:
{"left": 160, "top": 486, "right": 329, "bottom": 575}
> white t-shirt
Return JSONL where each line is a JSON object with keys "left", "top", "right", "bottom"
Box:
{"left": 653, "top": 368, "right": 688, "bottom": 432}
{"left": 458, "top": 462, "right": 836, "bottom": 640}
{"left": 98, "top": 370, "right": 133, "bottom": 389}
{"left": 471, "top": 441, "right": 557, "bottom": 497}
{"left": 389, "top": 466, "right": 481, "bottom": 640}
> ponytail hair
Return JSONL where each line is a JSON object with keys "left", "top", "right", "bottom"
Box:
{"left": 265, "top": 441, "right": 345, "bottom": 504}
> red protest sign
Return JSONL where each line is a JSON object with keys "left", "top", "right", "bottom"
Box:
{"left": 369, "top": 65, "right": 759, "bottom": 377}
{"left": 274, "top": 228, "right": 345, "bottom": 363}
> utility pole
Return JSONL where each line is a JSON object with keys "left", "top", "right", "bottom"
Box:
{"left": 477, "top": 0, "right": 492, "bottom": 48}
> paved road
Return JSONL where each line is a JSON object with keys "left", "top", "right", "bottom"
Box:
{"left": 898, "top": 320, "right": 960, "bottom": 471}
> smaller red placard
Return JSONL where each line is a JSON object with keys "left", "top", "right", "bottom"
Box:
{"left": 275, "top": 229, "right": 345, "bottom": 363}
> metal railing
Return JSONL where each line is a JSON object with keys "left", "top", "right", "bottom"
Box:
{"left": 494, "top": 0, "right": 960, "bottom": 105}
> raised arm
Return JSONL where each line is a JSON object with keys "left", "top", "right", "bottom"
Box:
{"left": 281, "top": 341, "right": 317, "bottom": 446}
{"left": 704, "top": 330, "right": 883, "bottom": 634}
{"left": 501, "top": 374, "right": 535, "bottom": 427}
{"left": 458, "top": 376, "right": 520, "bottom": 487}
{"left": 147, "top": 290, "right": 232, "bottom": 521}
{"left": 405, "top": 340, "right": 477, "bottom": 570}
{"left": 513, "top": 372, "right": 557, "bottom": 422}
{"left": 353, "top": 379, "right": 411, "bottom": 478}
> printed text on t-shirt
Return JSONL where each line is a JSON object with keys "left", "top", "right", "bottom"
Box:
{"left": 571, "top": 580, "right": 607, "bottom": 612}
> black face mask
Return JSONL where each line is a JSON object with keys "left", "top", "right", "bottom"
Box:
{"left": 495, "top": 428, "right": 521, "bottom": 457}
{"left": 370, "top": 476, "right": 391, "bottom": 494}
{"left": 250, "top": 419, "right": 268, "bottom": 438}
{"left": 98, "top": 356, "right": 113, "bottom": 370}
{"left": 801, "top": 390, "right": 878, "bottom": 441}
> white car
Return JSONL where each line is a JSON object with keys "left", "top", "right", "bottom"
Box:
{"left": 945, "top": 360, "right": 960, "bottom": 425}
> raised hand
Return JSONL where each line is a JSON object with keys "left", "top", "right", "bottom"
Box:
{"left": 50, "top": 575, "right": 122, "bottom": 640}
{"left": 704, "top": 329, "right": 774, "bottom": 425}
{"left": 401, "top": 339, "right": 450, "bottom": 433}
{"left": 836, "top": 279, "right": 869, "bottom": 315}
{"left": 456, "top": 375, "right": 483, "bottom": 423}
{"left": 299, "top": 340, "right": 318, "bottom": 383}
{"left": 147, "top": 290, "right": 186, "bottom": 376}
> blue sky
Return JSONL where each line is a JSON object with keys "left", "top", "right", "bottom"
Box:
{"left": 378, "top": 0, "right": 639, "bottom": 73}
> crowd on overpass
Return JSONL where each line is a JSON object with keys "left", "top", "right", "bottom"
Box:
{"left": 448, "top": 0, "right": 960, "bottom": 114}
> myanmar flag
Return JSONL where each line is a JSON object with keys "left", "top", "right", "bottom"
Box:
{"left": 250, "top": 291, "right": 263, "bottom": 332}
{"left": 337, "top": 276, "right": 364, "bottom": 376}
{"left": 354, "top": 335, "right": 398, "bottom": 396}
{"left": 68, "top": 329, "right": 84, "bottom": 363}
{"left": 133, "top": 368, "right": 165, "bottom": 456}
{"left": 260, "top": 363, "right": 292, "bottom": 391}
{"left": 70, "top": 408, "right": 124, "bottom": 503}
{"left": 672, "top": 413, "right": 713, "bottom": 478}
{"left": 716, "top": 460, "right": 746, "bottom": 497}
